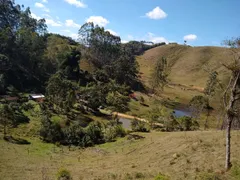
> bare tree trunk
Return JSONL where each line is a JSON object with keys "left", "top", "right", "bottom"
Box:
{"left": 225, "top": 114, "right": 233, "bottom": 170}
{"left": 3, "top": 120, "right": 7, "bottom": 137}
{"left": 3, "top": 124, "right": 6, "bottom": 137}
{"left": 204, "top": 110, "right": 210, "bottom": 130}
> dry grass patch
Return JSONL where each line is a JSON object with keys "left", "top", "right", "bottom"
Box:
{"left": 1, "top": 131, "right": 240, "bottom": 179}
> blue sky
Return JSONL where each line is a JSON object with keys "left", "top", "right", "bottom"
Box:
{"left": 16, "top": 0, "right": 240, "bottom": 46}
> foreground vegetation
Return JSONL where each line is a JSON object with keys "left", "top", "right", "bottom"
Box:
{"left": 1, "top": 131, "right": 240, "bottom": 180}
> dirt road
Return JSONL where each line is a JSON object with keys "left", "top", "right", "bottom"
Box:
{"left": 112, "top": 112, "right": 164, "bottom": 127}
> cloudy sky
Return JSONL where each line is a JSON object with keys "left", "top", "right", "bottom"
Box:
{"left": 16, "top": 0, "right": 240, "bottom": 46}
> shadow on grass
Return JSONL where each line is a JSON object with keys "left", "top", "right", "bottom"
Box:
{"left": 4, "top": 136, "right": 31, "bottom": 145}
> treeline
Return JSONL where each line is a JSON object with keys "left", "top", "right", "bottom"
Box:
{"left": 122, "top": 41, "right": 166, "bottom": 56}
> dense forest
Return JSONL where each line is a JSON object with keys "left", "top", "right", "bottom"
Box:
{"left": 0, "top": 0, "right": 168, "bottom": 147}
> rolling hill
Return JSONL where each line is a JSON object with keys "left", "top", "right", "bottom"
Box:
{"left": 137, "top": 44, "right": 239, "bottom": 104}
{"left": 137, "top": 44, "right": 234, "bottom": 87}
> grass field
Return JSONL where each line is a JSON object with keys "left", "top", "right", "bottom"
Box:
{"left": 136, "top": 44, "right": 240, "bottom": 108}
{"left": 1, "top": 131, "right": 240, "bottom": 180}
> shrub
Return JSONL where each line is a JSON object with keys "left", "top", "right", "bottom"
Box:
{"left": 21, "top": 102, "right": 34, "bottom": 111}
{"left": 131, "top": 120, "right": 150, "bottom": 132}
{"left": 140, "top": 96, "right": 144, "bottom": 103}
{"left": 57, "top": 168, "right": 72, "bottom": 180}
{"left": 85, "top": 121, "right": 104, "bottom": 144}
{"left": 63, "top": 124, "right": 85, "bottom": 146}
{"left": 104, "top": 124, "right": 126, "bottom": 142}
{"left": 195, "top": 172, "right": 222, "bottom": 180}
{"left": 177, "top": 116, "right": 199, "bottom": 131}
{"left": 114, "top": 125, "right": 126, "bottom": 137}
{"left": 135, "top": 172, "right": 145, "bottom": 179}
{"left": 154, "top": 173, "right": 169, "bottom": 180}
{"left": 231, "top": 164, "right": 240, "bottom": 179}
{"left": 40, "top": 116, "right": 64, "bottom": 143}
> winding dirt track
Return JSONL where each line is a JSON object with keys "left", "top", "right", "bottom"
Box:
{"left": 112, "top": 112, "right": 164, "bottom": 127}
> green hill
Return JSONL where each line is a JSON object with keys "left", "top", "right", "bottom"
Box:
{"left": 137, "top": 44, "right": 239, "bottom": 104}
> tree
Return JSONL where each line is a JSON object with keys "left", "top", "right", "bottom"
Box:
{"left": 112, "top": 48, "right": 139, "bottom": 86}
{"left": 203, "top": 70, "right": 219, "bottom": 129}
{"left": 78, "top": 22, "right": 121, "bottom": 69}
{"left": 149, "top": 57, "right": 170, "bottom": 92}
{"left": 39, "top": 115, "right": 63, "bottom": 143}
{"left": 189, "top": 95, "right": 211, "bottom": 129}
{"left": 106, "top": 91, "right": 129, "bottom": 112}
{"left": 44, "top": 34, "right": 71, "bottom": 73}
{"left": 0, "top": 104, "right": 14, "bottom": 137}
{"left": 221, "top": 37, "right": 240, "bottom": 170}
{"left": 46, "top": 72, "right": 76, "bottom": 112}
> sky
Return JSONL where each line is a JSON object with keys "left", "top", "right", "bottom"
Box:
{"left": 15, "top": 0, "right": 240, "bottom": 46}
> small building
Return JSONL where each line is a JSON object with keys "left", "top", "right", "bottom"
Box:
{"left": 29, "top": 94, "right": 45, "bottom": 102}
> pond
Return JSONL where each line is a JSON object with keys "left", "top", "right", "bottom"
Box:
{"left": 119, "top": 118, "right": 132, "bottom": 129}
{"left": 173, "top": 109, "right": 191, "bottom": 118}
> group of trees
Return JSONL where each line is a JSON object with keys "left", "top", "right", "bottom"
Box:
{"left": 148, "top": 106, "right": 199, "bottom": 132}
{"left": 0, "top": 102, "right": 30, "bottom": 137}
{"left": 0, "top": 1, "right": 49, "bottom": 93}
{"left": 40, "top": 114, "right": 126, "bottom": 147}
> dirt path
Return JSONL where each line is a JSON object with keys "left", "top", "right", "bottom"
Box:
{"left": 112, "top": 112, "right": 164, "bottom": 127}
{"left": 168, "top": 83, "right": 204, "bottom": 92}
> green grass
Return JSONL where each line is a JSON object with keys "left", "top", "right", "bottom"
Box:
{"left": 1, "top": 131, "right": 240, "bottom": 179}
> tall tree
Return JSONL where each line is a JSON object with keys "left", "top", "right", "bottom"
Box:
{"left": 0, "top": 104, "right": 14, "bottom": 137}
{"left": 221, "top": 37, "right": 240, "bottom": 170}
{"left": 149, "top": 57, "right": 170, "bottom": 92}
{"left": 78, "top": 22, "right": 121, "bottom": 69}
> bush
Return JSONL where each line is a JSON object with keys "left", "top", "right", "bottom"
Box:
{"left": 63, "top": 124, "right": 85, "bottom": 146}
{"left": 40, "top": 116, "right": 64, "bottom": 143}
{"left": 231, "top": 164, "right": 240, "bottom": 179}
{"left": 131, "top": 120, "right": 150, "bottom": 132}
{"left": 154, "top": 173, "right": 169, "bottom": 180}
{"left": 177, "top": 116, "right": 199, "bottom": 131}
{"left": 195, "top": 172, "right": 222, "bottom": 180}
{"left": 135, "top": 172, "right": 145, "bottom": 179}
{"left": 104, "top": 124, "right": 126, "bottom": 142}
{"left": 57, "top": 168, "right": 72, "bottom": 180}
{"left": 14, "top": 113, "right": 30, "bottom": 124}
{"left": 85, "top": 121, "right": 104, "bottom": 144}
{"left": 21, "top": 102, "right": 34, "bottom": 111}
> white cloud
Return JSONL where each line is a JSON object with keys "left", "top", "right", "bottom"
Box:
{"left": 106, "top": 29, "right": 118, "bottom": 36}
{"left": 61, "top": 29, "right": 72, "bottom": 33}
{"left": 127, "top": 35, "right": 133, "bottom": 40}
{"left": 183, "top": 34, "right": 197, "bottom": 41}
{"left": 42, "top": 14, "right": 51, "bottom": 18}
{"left": 121, "top": 40, "right": 129, "bottom": 44}
{"left": 86, "top": 16, "right": 109, "bottom": 27}
{"left": 35, "top": 2, "right": 50, "bottom": 12}
{"left": 65, "top": 19, "right": 81, "bottom": 28}
{"left": 42, "top": 0, "right": 48, "bottom": 3}
{"left": 70, "top": 33, "right": 78, "bottom": 39}
{"left": 64, "top": 0, "right": 87, "bottom": 8}
{"left": 147, "top": 32, "right": 168, "bottom": 43}
{"left": 31, "top": 13, "right": 41, "bottom": 20}
{"left": 46, "top": 19, "right": 62, "bottom": 27}
{"left": 146, "top": 6, "right": 167, "bottom": 20}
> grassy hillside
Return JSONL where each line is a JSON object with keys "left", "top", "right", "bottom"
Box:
{"left": 137, "top": 44, "right": 240, "bottom": 105}
{"left": 137, "top": 44, "right": 233, "bottom": 87}
{"left": 1, "top": 131, "right": 240, "bottom": 180}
